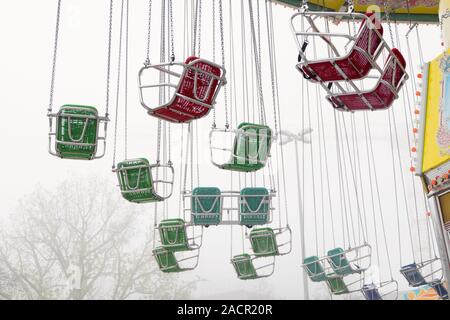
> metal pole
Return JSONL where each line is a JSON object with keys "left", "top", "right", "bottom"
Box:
{"left": 429, "top": 196, "right": 450, "bottom": 287}
{"left": 294, "top": 140, "right": 309, "bottom": 300}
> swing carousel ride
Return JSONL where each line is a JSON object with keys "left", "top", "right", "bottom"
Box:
{"left": 46, "top": 0, "right": 450, "bottom": 300}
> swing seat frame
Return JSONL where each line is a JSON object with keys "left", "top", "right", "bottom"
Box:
{"left": 326, "top": 244, "right": 372, "bottom": 277}
{"left": 231, "top": 254, "right": 275, "bottom": 280}
{"left": 361, "top": 280, "right": 398, "bottom": 300}
{"left": 400, "top": 257, "right": 443, "bottom": 288}
{"left": 114, "top": 158, "right": 174, "bottom": 204}
{"left": 291, "top": 11, "right": 408, "bottom": 112}
{"left": 292, "top": 12, "right": 384, "bottom": 83}
{"left": 249, "top": 226, "right": 292, "bottom": 257}
{"left": 302, "top": 256, "right": 350, "bottom": 295}
{"left": 138, "top": 56, "right": 226, "bottom": 123}
{"left": 48, "top": 105, "right": 108, "bottom": 160}
{"left": 209, "top": 123, "right": 273, "bottom": 173}
{"left": 183, "top": 189, "right": 275, "bottom": 226}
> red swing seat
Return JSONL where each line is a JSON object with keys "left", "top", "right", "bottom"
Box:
{"left": 151, "top": 56, "right": 222, "bottom": 123}
{"left": 300, "top": 13, "right": 383, "bottom": 83}
{"left": 328, "top": 48, "right": 407, "bottom": 111}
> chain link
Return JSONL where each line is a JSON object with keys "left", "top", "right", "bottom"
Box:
{"left": 124, "top": 0, "right": 129, "bottom": 160}
{"left": 105, "top": 1, "right": 114, "bottom": 118}
{"left": 145, "top": 0, "right": 152, "bottom": 66}
{"left": 48, "top": 0, "right": 62, "bottom": 114}
{"left": 219, "top": 0, "right": 229, "bottom": 128}
{"left": 112, "top": 0, "right": 125, "bottom": 169}
{"left": 169, "top": 0, "right": 175, "bottom": 62}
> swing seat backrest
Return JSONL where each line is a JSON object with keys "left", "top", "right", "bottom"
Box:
{"left": 159, "top": 218, "right": 190, "bottom": 252}
{"left": 152, "top": 56, "right": 222, "bottom": 123}
{"left": 191, "top": 187, "right": 222, "bottom": 225}
{"left": 239, "top": 188, "right": 270, "bottom": 226}
{"left": 400, "top": 263, "right": 427, "bottom": 287}
{"left": 249, "top": 228, "right": 279, "bottom": 257}
{"left": 301, "top": 13, "right": 383, "bottom": 83}
{"left": 327, "top": 247, "right": 358, "bottom": 276}
{"left": 221, "top": 123, "right": 273, "bottom": 173}
{"left": 329, "top": 48, "right": 407, "bottom": 111}
{"left": 231, "top": 254, "right": 258, "bottom": 280}
{"left": 56, "top": 105, "right": 99, "bottom": 160}
{"left": 362, "top": 284, "right": 383, "bottom": 300}
{"left": 116, "top": 159, "right": 163, "bottom": 203}
{"left": 153, "top": 246, "right": 182, "bottom": 273}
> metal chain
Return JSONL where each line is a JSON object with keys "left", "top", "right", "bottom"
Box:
{"left": 112, "top": 0, "right": 125, "bottom": 169}
{"left": 156, "top": 0, "right": 166, "bottom": 164}
{"left": 219, "top": 0, "right": 229, "bottom": 128}
{"left": 383, "top": 0, "right": 395, "bottom": 47}
{"left": 248, "top": 0, "right": 266, "bottom": 125}
{"left": 48, "top": 0, "right": 62, "bottom": 114}
{"left": 212, "top": 0, "right": 217, "bottom": 128}
{"left": 105, "top": 0, "right": 114, "bottom": 118}
{"left": 124, "top": 0, "right": 129, "bottom": 160}
{"left": 300, "top": 0, "right": 309, "bottom": 12}
{"left": 169, "top": 0, "right": 175, "bottom": 62}
{"left": 192, "top": 0, "right": 199, "bottom": 55}
{"left": 197, "top": 0, "right": 202, "bottom": 55}
{"left": 145, "top": 0, "right": 152, "bottom": 66}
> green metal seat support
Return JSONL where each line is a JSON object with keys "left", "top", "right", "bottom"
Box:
{"left": 115, "top": 158, "right": 174, "bottom": 204}
{"left": 210, "top": 123, "right": 273, "bottom": 173}
{"left": 239, "top": 188, "right": 270, "bottom": 226}
{"left": 49, "top": 105, "right": 108, "bottom": 160}
{"left": 191, "top": 187, "right": 222, "bottom": 226}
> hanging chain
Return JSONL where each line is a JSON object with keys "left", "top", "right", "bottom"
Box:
{"left": 105, "top": 1, "right": 114, "bottom": 119}
{"left": 212, "top": 0, "right": 217, "bottom": 128}
{"left": 112, "top": 0, "right": 126, "bottom": 169}
{"left": 48, "top": 0, "right": 62, "bottom": 114}
{"left": 197, "top": 0, "right": 202, "bottom": 56}
{"left": 156, "top": 0, "right": 167, "bottom": 164}
{"left": 145, "top": 0, "right": 152, "bottom": 66}
{"left": 168, "top": 0, "right": 175, "bottom": 62}
{"left": 124, "top": 0, "right": 129, "bottom": 160}
{"left": 219, "top": 0, "right": 229, "bottom": 129}
{"left": 248, "top": 0, "right": 266, "bottom": 125}
{"left": 383, "top": 0, "right": 395, "bottom": 47}
{"left": 347, "top": 0, "right": 354, "bottom": 13}
{"left": 300, "top": 0, "right": 309, "bottom": 12}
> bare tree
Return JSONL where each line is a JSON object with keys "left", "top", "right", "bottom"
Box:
{"left": 0, "top": 177, "right": 195, "bottom": 300}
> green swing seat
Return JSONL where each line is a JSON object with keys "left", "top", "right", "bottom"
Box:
{"left": 116, "top": 158, "right": 163, "bottom": 204}
{"left": 159, "top": 218, "right": 190, "bottom": 252}
{"left": 239, "top": 188, "right": 270, "bottom": 226}
{"left": 220, "top": 123, "right": 272, "bottom": 173}
{"left": 327, "top": 247, "right": 361, "bottom": 276}
{"left": 231, "top": 254, "right": 258, "bottom": 280}
{"left": 153, "top": 246, "right": 182, "bottom": 273}
{"left": 303, "top": 256, "right": 349, "bottom": 295}
{"left": 249, "top": 228, "right": 279, "bottom": 257}
{"left": 191, "top": 187, "right": 222, "bottom": 226}
{"left": 55, "top": 105, "right": 100, "bottom": 160}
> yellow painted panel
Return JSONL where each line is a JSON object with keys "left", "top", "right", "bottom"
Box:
{"left": 308, "top": 0, "right": 345, "bottom": 11}
{"left": 422, "top": 49, "right": 450, "bottom": 173}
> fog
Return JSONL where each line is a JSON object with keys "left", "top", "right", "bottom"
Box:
{"left": 0, "top": 0, "right": 443, "bottom": 299}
